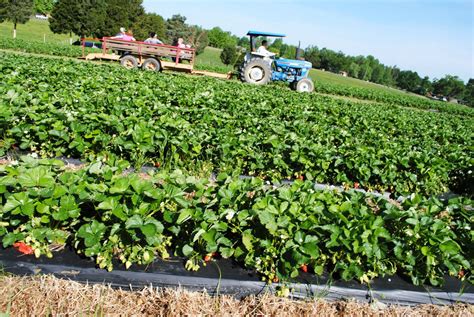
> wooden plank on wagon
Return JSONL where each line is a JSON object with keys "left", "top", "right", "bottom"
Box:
{"left": 161, "top": 61, "right": 194, "bottom": 72}
{"left": 192, "top": 70, "right": 232, "bottom": 79}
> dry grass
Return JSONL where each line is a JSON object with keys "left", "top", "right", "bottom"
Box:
{"left": 0, "top": 275, "right": 472, "bottom": 316}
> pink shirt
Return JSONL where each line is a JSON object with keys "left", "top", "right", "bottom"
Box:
{"left": 121, "top": 34, "right": 135, "bottom": 41}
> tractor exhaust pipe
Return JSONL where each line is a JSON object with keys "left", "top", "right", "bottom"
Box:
{"left": 295, "top": 41, "right": 301, "bottom": 60}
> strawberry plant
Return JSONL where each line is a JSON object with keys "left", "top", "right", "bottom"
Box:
{"left": 0, "top": 157, "right": 472, "bottom": 286}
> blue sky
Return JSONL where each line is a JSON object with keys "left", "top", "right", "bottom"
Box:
{"left": 143, "top": 0, "right": 473, "bottom": 81}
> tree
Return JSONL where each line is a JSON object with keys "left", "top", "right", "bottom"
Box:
{"left": 396, "top": 70, "right": 421, "bottom": 92}
{"left": 432, "top": 75, "right": 465, "bottom": 99}
{"left": 270, "top": 38, "right": 282, "bottom": 51}
{"left": 348, "top": 62, "right": 360, "bottom": 78}
{"left": 207, "top": 26, "right": 236, "bottom": 48}
{"left": 371, "top": 63, "right": 385, "bottom": 84}
{"left": 166, "top": 14, "right": 190, "bottom": 45}
{"left": 50, "top": 0, "right": 107, "bottom": 39}
{"left": 132, "top": 12, "right": 165, "bottom": 41}
{"left": 360, "top": 60, "right": 373, "bottom": 81}
{"left": 304, "top": 46, "right": 320, "bottom": 68}
{"left": 98, "top": 0, "right": 144, "bottom": 38}
{"left": 463, "top": 79, "right": 474, "bottom": 107}
{"left": 220, "top": 45, "right": 238, "bottom": 65}
{"left": 381, "top": 67, "right": 395, "bottom": 86}
{"left": 281, "top": 44, "right": 296, "bottom": 59}
{"left": 0, "top": 0, "right": 6, "bottom": 22}
{"left": 187, "top": 25, "right": 208, "bottom": 55}
{"left": 0, "top": 0, "right": 34, "bottom": 38}
{"left": 237, "top": 36, "right": 249, "bottom": 48}
{"left": 34, "top": 0, "right": 54, "bottom": 14}
{"left": 415, "top": 76, "right": 432, "bottom": 95}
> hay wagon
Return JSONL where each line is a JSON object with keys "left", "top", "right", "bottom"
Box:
{"left": 81, "top": 37, "right": 230, "bottom": 79}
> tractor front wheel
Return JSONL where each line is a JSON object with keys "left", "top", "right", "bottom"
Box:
{"left": 294, "top": 78, "right": 314, "bottom": 93}
{"left": 240, "top": 58, "right": 272, "bottom": 85}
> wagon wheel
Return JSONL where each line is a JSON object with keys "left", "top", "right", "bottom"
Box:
{"left": 120, "top": 55, "right": 138, "bottom": 69}
{"left": 142, "top": 58, "right": 162, "bottom": 72}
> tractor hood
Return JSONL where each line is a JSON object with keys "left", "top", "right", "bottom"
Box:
{"left": 275, "top": 58, "right": 312, "bottom": 69}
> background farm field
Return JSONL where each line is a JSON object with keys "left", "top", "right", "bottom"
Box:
{"left": 1, "top": 52, "right": 472, "bottom": 196}
{"left": 0, "top": 20, "right": 463, "bottom": 111}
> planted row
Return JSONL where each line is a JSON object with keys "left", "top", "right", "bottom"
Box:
{"left": 0, "top": 38, "right": 95, "bottom": 58}
{"left": 0, "top": 157, "right": 472, "bottom": 286}
{"left": 314, "top": 79, "right": 473, "bottom": 116}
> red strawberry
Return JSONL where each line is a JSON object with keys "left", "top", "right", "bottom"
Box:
{"left": 297, "top": 175, "right": 304, "bottom": 181}
{"left": 300, "top": 264, "right": 308, "bottom": 273}
{"left": 273, "top": 276, "right": 279, "bottom": 283}
{"left": 154, "top": 162, "right": 161, "bottom": 168}
{"left": 13, "top": 242, "right": 34, "bottom": 255}
{"left": 354, "top": 182, "right": 360, "bottom": 189}
{"left": 204, "top": 255, "right": 212, "bottom": 262}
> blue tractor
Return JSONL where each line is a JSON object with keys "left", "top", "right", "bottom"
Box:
{"left": 239, "top": 31, "right": 314, "bottom": 92}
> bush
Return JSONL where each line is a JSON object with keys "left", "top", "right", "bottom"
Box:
{"left": 220, "top": 45, "right": 238, "bottom": 65}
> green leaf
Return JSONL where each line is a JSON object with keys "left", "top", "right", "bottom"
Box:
{"left": 301, "top": 243, "right": 319, "bottom": 259}
{"left": 18, "top": 167, "right": 55, "bottom": 187}
{"left": 110, "top": 178, "right": 129, "bottom": 194}
{"left": 220, "top": 247, "right": 234, "bottom": 258}
{"left": 140, "top": 223, "right": 157, "bottom": 238}
{"left": 439, "top": 239, "right": 460, "bottom": 255}
{"left": 97, "top": 197, "right": 119, "bottom": 211}
{"left": 177, "top": 209, "right": 193, "bottom": 224}
{"left": 242, "top": 232, "right": 253, "bottom": 251}
{"left": 314, "top": 265, "right": 324, "bottom": 275}
{"left": 125, "top": 215, "right": 143, "bottom": 229}
{"left": 182, "top": 244, "right": 194, "bottom": 257}
{"left": 2, "top": 232, "right": 24, "bottom": 247}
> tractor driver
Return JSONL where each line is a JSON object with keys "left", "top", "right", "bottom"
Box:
{"left": 256, "top": 40, "right": 276, "bottom": 58}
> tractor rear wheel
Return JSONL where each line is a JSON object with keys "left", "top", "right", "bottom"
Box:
{"left": 120, "top": 55, "right": 138, "bottom": 70}
{"left": 240, "top": 58, "right": 272, "bottom": 85}
{"left": 295, "top": 78, "right": 314, "bottom": 93}
{"left": 142, "top": 58, "right": 161, "bottom": 72}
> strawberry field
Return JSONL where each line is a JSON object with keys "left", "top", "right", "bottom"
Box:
{"left": 0, "top": 52, "right": 473, "bottom": 288}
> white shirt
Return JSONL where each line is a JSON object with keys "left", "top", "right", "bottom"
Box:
{"left": 256, "top": 45, "right": 275, "bottom": 57}
{"left": 145, "top": 38, "right": 163, "bottom": 44}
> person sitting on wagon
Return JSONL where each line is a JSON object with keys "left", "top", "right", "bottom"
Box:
{"left": 114, "top": 27, "right": 126, "bottom": 38}
{"left": 177, "top": 38, "right": 186, "bottom": 48}
{"left": 172, "top": 38, "right": 192, "bottom": 62}
{"left": 113, "top": 28, "right": 136, "bottom": 41}
{"left": 144, "top": 32, "right": 163, "bottom": 45}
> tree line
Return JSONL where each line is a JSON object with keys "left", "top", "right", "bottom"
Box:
{"left": 1, "top": 0, "right": 472, "bottom": 106}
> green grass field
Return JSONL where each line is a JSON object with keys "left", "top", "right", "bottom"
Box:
{"left": 195, "top": 47, "right": 234, "bottom": 73}
{"left": 0, "top": 19, "right": 73, "bottom": 43}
